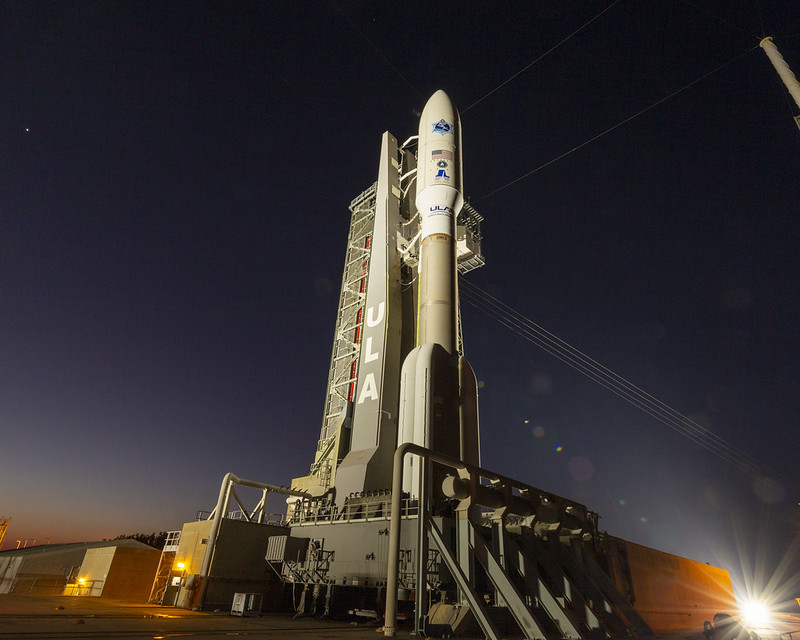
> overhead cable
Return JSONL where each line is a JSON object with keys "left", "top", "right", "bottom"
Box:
{"left": 475, "top": 45, "right": 758, "bottom": 202}
{"left": 463, "top": 0, "right": 624, "bottom": 114}
{"left": 459, "top": 278, "right": 776, "bottom": 482}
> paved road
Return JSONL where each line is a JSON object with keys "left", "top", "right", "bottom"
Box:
{"left": 0, "top": 595, "right": 390, "bottom": 640}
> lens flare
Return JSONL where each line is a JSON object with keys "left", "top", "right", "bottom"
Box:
{"left": 741, "top": 600, "right": 769, "bottom": 627}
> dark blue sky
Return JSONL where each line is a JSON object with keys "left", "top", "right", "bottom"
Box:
{"left": 2, "top": 0, "right": 798, "bottom": 606}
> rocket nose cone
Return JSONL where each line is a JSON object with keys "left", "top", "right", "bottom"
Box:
{"left": 422, "top": 90, "right": 454, "bottom": 114}
{"left": 419, "top": 90, "right": 458, "bottom": 139}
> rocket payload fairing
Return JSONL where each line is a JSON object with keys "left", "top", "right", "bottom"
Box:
{"left": 397, "top": 90, "right": 480, "bottom": 495}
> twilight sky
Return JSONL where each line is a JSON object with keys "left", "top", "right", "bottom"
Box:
{"left": 2, "top": 1, "right": 798, "bottom": 606}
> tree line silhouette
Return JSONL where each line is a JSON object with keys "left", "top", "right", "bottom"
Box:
{"left": 111, "top": 531, "right": 169, "bottom": 549}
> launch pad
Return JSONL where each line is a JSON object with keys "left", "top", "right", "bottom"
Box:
{"left": 161, "top": 92, "right": 738, "bottom": 639}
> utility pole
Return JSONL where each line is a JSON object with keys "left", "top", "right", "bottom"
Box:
{"left": 760, "top": 37, "right": 800, "bottom": 131}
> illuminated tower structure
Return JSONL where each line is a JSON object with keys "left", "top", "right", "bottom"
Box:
{"left": 290, "top": 129, "right": 484, "bottom": 503}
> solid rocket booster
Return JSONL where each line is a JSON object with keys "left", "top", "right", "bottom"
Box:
{"left": 397, "top": 91, "right": 479, "bottom": 496}
{"left": 415, "top": 90, "right": 464, "bottom": 353}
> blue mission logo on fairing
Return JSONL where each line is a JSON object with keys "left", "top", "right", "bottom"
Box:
{"left": 431, "top": 118, "right": 453, "bottom": 135}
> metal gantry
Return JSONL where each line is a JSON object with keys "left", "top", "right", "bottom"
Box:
{"left": 309, "top": 184, "right": 377, "bottom": 491}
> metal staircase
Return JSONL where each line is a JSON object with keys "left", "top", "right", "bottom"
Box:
{"left": 147, "top": 530, "right": 181, "bottom": 604}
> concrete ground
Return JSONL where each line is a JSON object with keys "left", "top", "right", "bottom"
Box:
{"left": 0, "top": 594, "right": 390, "bottom": 639}
{"left": 3, "top": 595, "right": 797, "bottom": 640}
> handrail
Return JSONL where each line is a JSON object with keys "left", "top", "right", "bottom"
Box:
{"left": 384, "top": 443, "right": 464, "bottom": 637}
{"left": 289, "top": 497, "right": 418, "bottom": 526}
{"left": 383, "top": 442, "right": 596, "bottom": 637}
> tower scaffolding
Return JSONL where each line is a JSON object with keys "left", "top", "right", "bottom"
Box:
{"left": 301, "top": 184, "right": 377, "bottom": 495}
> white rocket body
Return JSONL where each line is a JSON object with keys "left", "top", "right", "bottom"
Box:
{"left": 415, "top": 90, "right": 464, "bottom": 353}
{"left": 416, "top": 90, "right": 464, "bottom": 236}
{"left": 397, "top": 91, "right": 479, "bottom": 496}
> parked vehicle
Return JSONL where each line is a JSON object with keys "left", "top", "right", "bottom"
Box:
{"left": 704, "top": 613, "right": 760, "bottom": 640}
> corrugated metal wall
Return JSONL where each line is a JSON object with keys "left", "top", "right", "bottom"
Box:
{"left": 608, "top": 538, "right": 737, "bottom": 633}
{"left": 0, "top": 540, "right": 161, "bottom": 598}
{"left": 8, "top": 548, "right": 86, "bottom": 595}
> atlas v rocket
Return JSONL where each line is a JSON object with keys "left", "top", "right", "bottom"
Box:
{"left": 397, "top": 90, "right": 480, "bottom": 495}
{"left": 291, "top": 90, "right": 483, "bottom": 502}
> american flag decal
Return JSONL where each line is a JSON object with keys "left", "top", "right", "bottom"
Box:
{"left": 431, "top": 149, "right": 453, "bottom": 161}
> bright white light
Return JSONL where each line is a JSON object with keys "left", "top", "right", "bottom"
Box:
{"left": 741, "top": 600, "right": 769, "bottom": 628}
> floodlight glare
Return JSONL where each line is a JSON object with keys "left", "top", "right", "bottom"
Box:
{"left": 742, "top": 600, "right": 769, "bottom": 628}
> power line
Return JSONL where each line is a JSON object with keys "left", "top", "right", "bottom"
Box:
{"left": 679, "top": 0, "right": 763, "bottom": 40}
{"left": 330, "top": 0, "right": 424, "bottom": 101}
{"left": 459, "top": 278, "right": 783, "bottom": 484}
{"left": 463, "top": 0, "right": 624, "bottom": 114}
{"left": 474, "top": 45, "right": 758, "bottom": 203}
